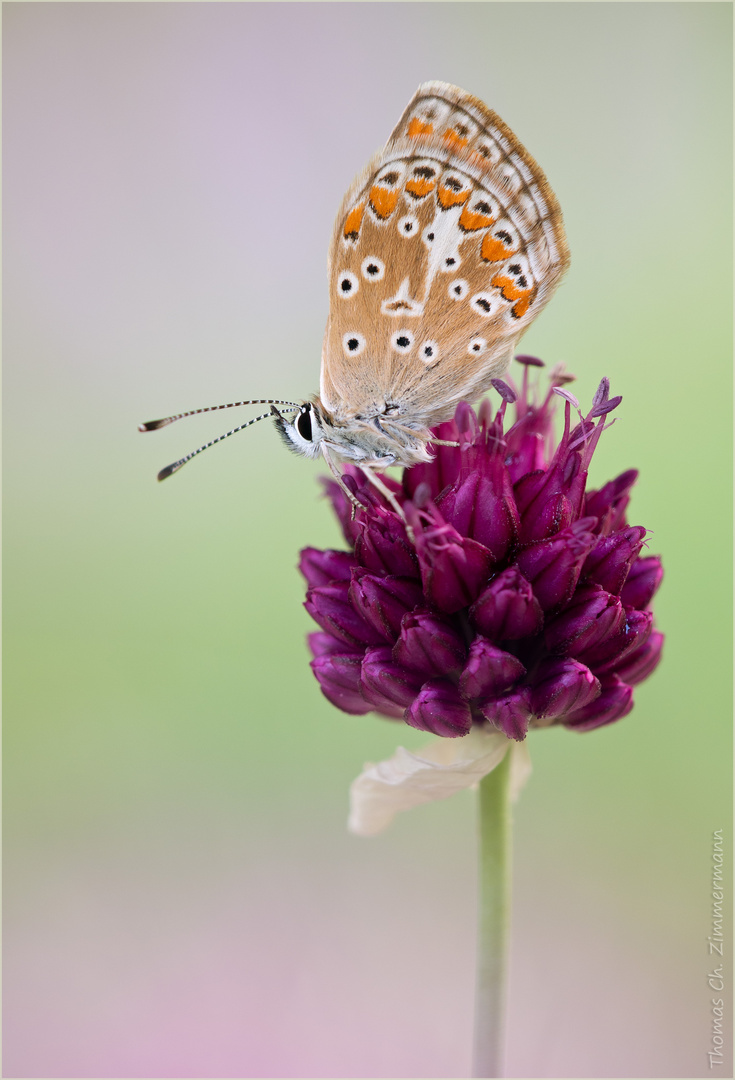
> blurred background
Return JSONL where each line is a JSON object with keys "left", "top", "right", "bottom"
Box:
{"left": 4, "top": 4, "right": 731, "bottom": 1077}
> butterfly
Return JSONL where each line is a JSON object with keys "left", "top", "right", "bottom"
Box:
{"left": 141, "top": 81, "right": 569, "bottom": 508}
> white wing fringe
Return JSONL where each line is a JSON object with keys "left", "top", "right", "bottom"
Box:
{"left": 348, "top": 726, "right": 532, "bottom": 836}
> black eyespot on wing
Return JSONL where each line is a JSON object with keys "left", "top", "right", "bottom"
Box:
{"left": 390, "top": 330, "right": 414, "bottom": 353}
{"left": 342, "top": 329, "right": 367, "bottom": 356}
{"left": 508, "top": 263, "right": 521, "bottom": 274}
{"left": 337, "top": 270, "right": 359, "bottom": 297}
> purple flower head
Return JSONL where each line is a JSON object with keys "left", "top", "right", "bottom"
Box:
{"left": 302, "top": 360, "right": 664, "bottom": 741}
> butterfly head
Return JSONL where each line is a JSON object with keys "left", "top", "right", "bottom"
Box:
{"left": 270, "top": 401, "right": 326, "bottom": 460}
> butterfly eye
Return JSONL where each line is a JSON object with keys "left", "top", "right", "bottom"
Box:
{"left": 449, "top": 279, "right": 469, "bottom": 301}
{"left": 337, "top": 271, "right": 359, "bottom": 297}
{"left": 361, "top": 256, "right": 385, "bottom": 282}
{"left": 342, "top": 332, "right": 366, "bottom": 356}
{"left": 296, "top": 405, "right": 313, "bottom": 441}
{"left": 397, "top": 215, "right": 419, "bottom": 237}
{"left": 420, "top": 340, "right": 440, "bottom": 365}
{"left": 468, "top": 337, "right": 487, "bottom": 355}
{"left": 391, "top": 330, "right": 414, "bottom": 354}
{"left": 470, "top": 293, "right": 498, "bottom": 318}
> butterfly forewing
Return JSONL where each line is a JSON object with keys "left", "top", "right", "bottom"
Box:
{"left": 321, "top": 81, "right": 569, "bottom": 427}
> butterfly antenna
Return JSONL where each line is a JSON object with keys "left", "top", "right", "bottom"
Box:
{"left": 156, "top": 409, "right": 295, "bottom": 481}
{"left": 139, "top": 399, "right": 302, "bottom": 432}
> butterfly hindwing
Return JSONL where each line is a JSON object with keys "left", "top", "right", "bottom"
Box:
{"left": 321, "top": 82, "right": 569, "bottom": 427}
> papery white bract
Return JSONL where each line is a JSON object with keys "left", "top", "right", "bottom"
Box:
{"left": 349, "top": 726, "right": 531, "bottom": 836}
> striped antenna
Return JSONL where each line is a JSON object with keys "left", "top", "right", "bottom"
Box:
{"left": 156, "top": 408, "right": 296, "bottom": 481}
{"left": 139, "top": 398, "right": 301, "bottom": 432}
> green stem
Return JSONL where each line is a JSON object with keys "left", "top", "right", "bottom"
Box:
{"left": 472, "top": 749, "right": 512, "bottom": 1078}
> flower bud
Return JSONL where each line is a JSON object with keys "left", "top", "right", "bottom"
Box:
{"left": 425, "top": 535, "right": 495, "bottom": 613}
{"left": 405, "top": 679, "right": 473, "bottom": 738}
{"left": 586, "top": 608, "right": 653, "bottom": 673}
{"left": 308, "top": 631, "right": 348, "bottom": 658}
{"left": 361, "top": 646, "right": 423, "bottom": 711}
{"left": 612, "top": 630, "right": 664, "bottom": 685}
{"left": 582, "top": 526, "right": 647, "bottom": 595}
{"left": 530, "top": 657, "right": 601, "bottom": 721}
{"left": 437, "top": 461, "right": 519, "bottom": 561}
{"left": 459, "top": 637, "right": 526, "bottom": 703}
{"left": 584, "top": 470, "right": 638, "bottom": 536}
{"left": 321, "top": 474, "right": 362, "bottom": 544}
{"left": 403, "top": 419, "right": 462, "bottom": 500}
{"left": 544, "top": 584, "right": 626, "bottom": 658}
{"left": 299, "top": 547, "right": 356, "bottom": 588}
{"left": 469, "top": 566, "right": 543, "bottom": 639}
{"left": 393, "top": 610, "right": 467, "bottom": 679}
{"left": 513, "top": 404, "right": 591, "bottom": 543}
{"left": 310, "top": 652, "right": 373, "bottom": 715}
{"left": 407, "top": 503, "right": 495, "bottom": 613}
{"left": 514, "top": 467, "right": 576, "bottom": 544}
{"left": 620, "top": 555, "right": 664, "bottom": 609}
{"left": 480, "top": 687, "right": 533, "bottom": 741}
{"left": 517, "top": 519, "right": 597, "bottom": 611}
{"left": 304, "top": 582, "right": 384, "bottom": 648}
{"left": 353, "top": 513, "right": 418, "bottom": 578}
{"left": 348, "top": 570, "right": 423, "bottom": 642}
{"left": 563, "top": 675, "right": 634, "bottom": 731}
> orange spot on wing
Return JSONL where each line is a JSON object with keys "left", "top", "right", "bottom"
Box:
{"left": 407, "top": 117, "right": 433, "bottom": 137}
{"left": 405, "top": 177, "right": 436, "bottom": 199}
{"left": 369, "top": 185, "right": 400, "bottom": 219}
{"left": 481, "top": 234, "right": 517, "bottom": 262}
{"left": 442, "top": 129, "right": 469, "bottom": 153}
{"left": 437, "top": 185, "right": 470, "bottom": 209}
{"left": 343, "top": 202, "right": 365, "bottom": 240}
{"left": 491, "top": 273, "right": 533, "bottom": 307}
{"left": 459, "top": 205, "right": 495, "bottom": 232}
{"left": 511, "top": 296, "right": 532, "bottom": 319}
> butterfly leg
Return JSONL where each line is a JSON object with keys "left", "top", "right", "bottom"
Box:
{"left": 321, "top": 445, "right": 367, "bottom": 518}
{"left": 360, "top": 466, "right": 416, "bottom": 545}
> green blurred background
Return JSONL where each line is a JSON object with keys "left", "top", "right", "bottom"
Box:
{"left": 4, "top": 3, "right": 731, "bottom": 1077}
